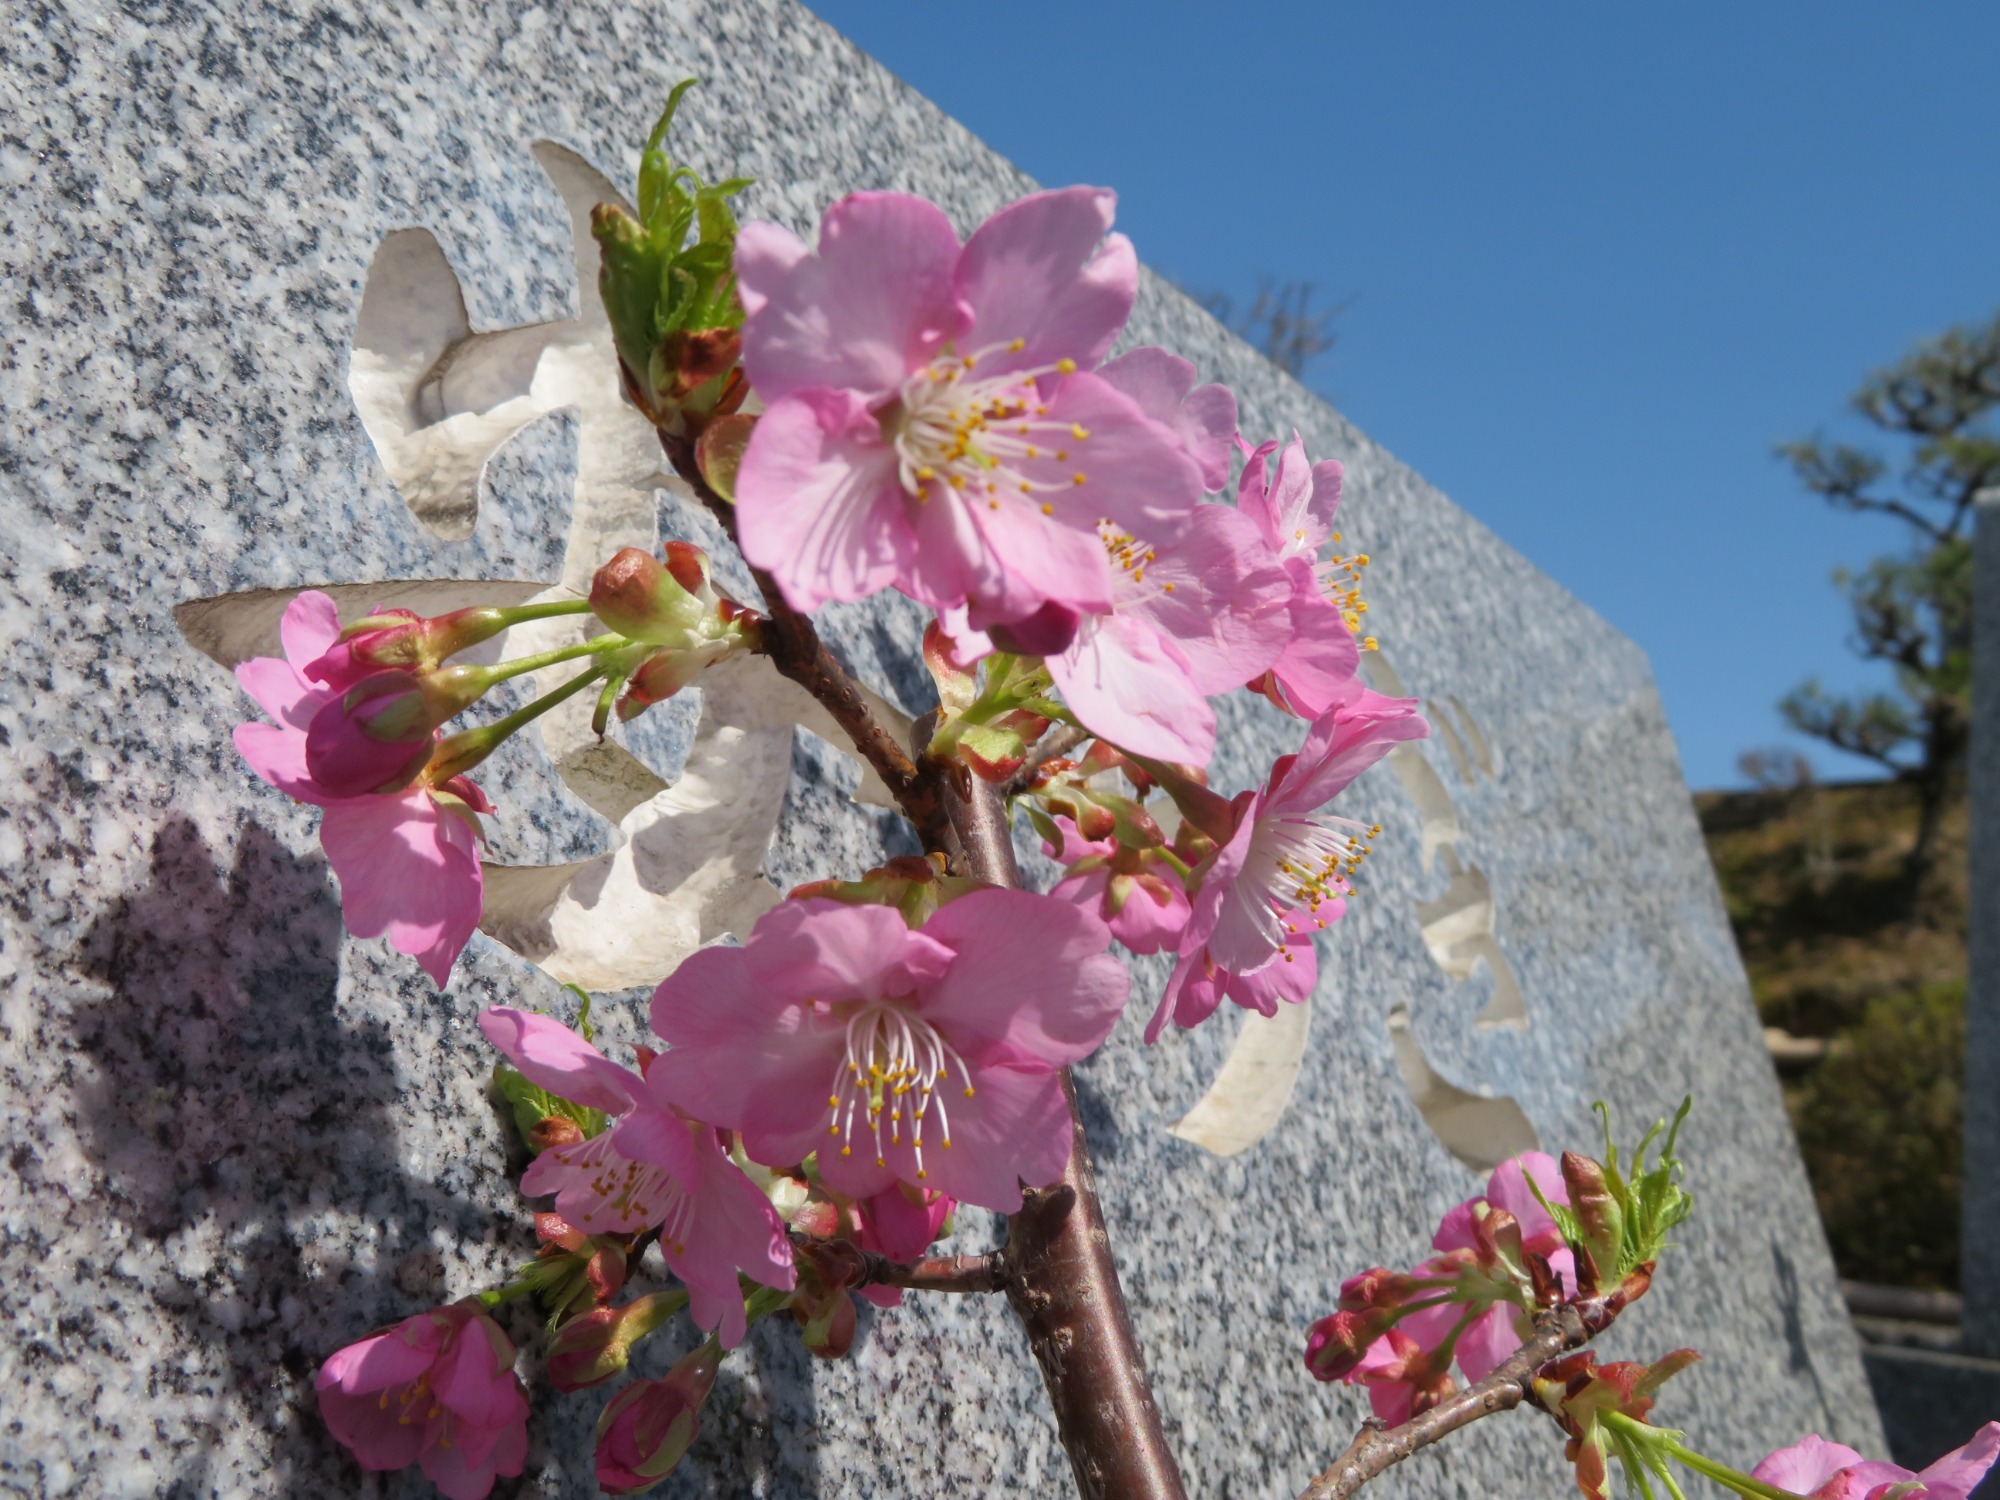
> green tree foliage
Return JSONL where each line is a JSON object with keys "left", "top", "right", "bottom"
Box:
{"left": 1792, "top": 980, "right": 1964, "bottom": 1289}
{"left": 1777, "top": 311, "right": 2000, "bottom": 910}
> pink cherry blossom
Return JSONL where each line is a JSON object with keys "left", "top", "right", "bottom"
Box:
{"left": 477, "top": 1007, "right": 794, "bottom": 1348}
{"left": 315, "top": 1302, "right": 528, "bottom": 1500}
{"left": 1754, "top": 1426, "right": 2000, "bottom": 1500}
{"left": 1426, "top": 1153, "right": 1578, "bottom": 1381}
{"left": 1097, "top": 346, "right": 1239, "bottom": 492}
{"left": 1044, "top": 815, "right": 1192, "bottom": 955}
{"left": 1047, "top": 503, "right": 1294, "bottom": 763}
{"left": 233, "top": 591, "right": 486, "bottom": 986}
{"left": 733, "top": 187, "right": 1202, "bottom": 642}
{"left": 649, "top": 891, "right": 1128, "bottom": 1213}
{"left": 1235, "top": 433, "right": 1366, "bottom": 718}
{"left": 1147, "top": 683, "right": 1428, "bottom": 1041}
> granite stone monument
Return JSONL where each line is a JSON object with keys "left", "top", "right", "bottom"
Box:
{"left": 0, "top": 1, "right": 1883, "bottom": 1495}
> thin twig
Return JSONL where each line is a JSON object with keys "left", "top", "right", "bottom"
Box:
{"left": 791, "top": 1234, "right": 1006, "bottom": 1295}
{"left": 1004, "top": 722, "right": 1091, "bottom": 795}
{"left": 1296, "top": 1298, "right": 1614, "bottom": 1500}
{"left": 658, "top": 435, "right": 954, "bottom": 854}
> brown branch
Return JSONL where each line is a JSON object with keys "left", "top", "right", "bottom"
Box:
{"left": 943, "top": 778, "right": 1189, "bottom": 1500}
{"left": 792, "top": 1234, "right": 1006, "bottom": 1295}
{"left": 658, "top": 434, "right": 954, "bottom": 855}
{"left": 1296, "top": 1297, "right": 1618, "bottom": 1500}
{"left": 1005, "top": 721, "right": 1092, "bottom": 795}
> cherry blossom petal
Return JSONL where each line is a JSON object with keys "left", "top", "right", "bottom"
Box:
{"left": 280, "top": 589, "right": 344, "bottom": 670}
{"left": 957, "top": 187, "right": 1135, "bottom": 376}
{"left": 233, "top": 720, "right": 334, "bottom": 807}
{"left": 1098, "top": 346, "right": 1238, "bottom": 491}
{"left": 1486, "top": 1152, "right": 1567, "bottom": 1238}
{"left": 1049, "top": 612, "right": 1214, "bottom": 762}
{"left": 735, "top": 194, "right": 967, "bottom": 402}
{"left": 736, "top": 389, "right": 917, "bottom": 611}
{"left": 917, "top": 888, "right": 1129, "bottom": 1068}
{"left": 648, "top": 938, "right": 854, "bottom": 1166}
{"left": 318, "top": 791, "right": 482, "bottom": 986}
{"left": 476, "top": 1007, "right": 643, "bottom": 1116}
{"left": 1754, "top": 1437, "right": 1871, "bottom": 1498}
{"left": 1122, "top": 504, "right": 1293, "bottom": 694}
{"left": 234, "top": 655, "right": 322, "bottom": 729}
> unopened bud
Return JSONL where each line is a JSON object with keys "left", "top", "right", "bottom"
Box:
{"left": 594, "top": 1339, "right": 721, "bottom": 1494}
{"left": 1338, "top": 1267, "right": 1419, "bottom": 1312}
{"left": 694, "top": 412, "right": 755, "bottom": 501}
{"left": 548, "top": 1290, "right": 682, "bottom": 1392}
{"left": 1304, "top": 1308, "right": 1392, "bottom": 1382}
{"left": 308, "top": 606, "right": 513, "bottom": 691}
{"left": 792, "top": 1282, "right": 858, "bottom": 1360}
{"left": 530, "top": 1115, "right": 586, "bottom": 1152}
{"left": 1560, "top": 1151, "right": 1622, "bottom": 1295}
{"left": 304, "top": 666, "right": 493, "bottom": 796}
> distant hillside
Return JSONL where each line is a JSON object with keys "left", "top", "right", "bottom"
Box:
{"left": 1697, "top": 779, "right": 1966, "bottom": 1289}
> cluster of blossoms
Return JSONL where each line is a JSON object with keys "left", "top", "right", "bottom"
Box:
{"left": 227, "top": 85, "right": 1985, "bottom": 1500}
{"left": 224, "top": 87, "right": 1421, "bottom": 1491}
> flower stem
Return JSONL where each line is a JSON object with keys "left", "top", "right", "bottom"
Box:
{"left": 481, "top": 631, "right": 635, "bottom": 685}
{"left": 492, "top": 597, "right": 596, "bottom": 625}
{"left": 1601, "top": 1413, "right": 1801, "bottom": 1500}
{"left": 430, "top": 665, "right": 608, "bottom": 781}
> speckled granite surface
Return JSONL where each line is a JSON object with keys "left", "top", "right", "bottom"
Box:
{"left": 0, "top": 1, "right": 1879, "bottom": 1496}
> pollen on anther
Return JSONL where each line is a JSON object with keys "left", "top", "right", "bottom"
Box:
{"left": 1070, "top": 423, "right": 1090, "bottom": 440}
{"left": 1163, "top": 582, "right": 1176, "bottom": 592}
{"left": 1009, "top": 337, "right": 1026, "bottom": 352}
{"left": 841, "top": 1145, "right": 852, "bottom": 1156}
{"left": 1056, "top": 357, "right": 1077, "bottom": 374}
{"left": 1073, "top": 473, "right": 1086, "bottom": 486}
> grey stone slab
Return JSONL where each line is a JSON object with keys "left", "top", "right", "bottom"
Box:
{"left": 0, "top": 1, "right": 1880, "bottom": 1497}
{"left": 1965, "top": 492, "right": 2000, "bottom": 1360}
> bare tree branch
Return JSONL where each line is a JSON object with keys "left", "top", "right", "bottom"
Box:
{"left": 657, "top": 434, "right": 956, "bottom": 857}
{"left": 1296, "top": 1301, "right": 1601, "bottom": 1500}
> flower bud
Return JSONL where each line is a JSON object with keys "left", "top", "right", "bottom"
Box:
{"left": 307, "top": 605, "right": 513, "bottom": 691}
{"left": 303, "top": 666, "right": 493, "bottom": 797}
{"left": 1304, "top": 1308, "right": 1392, "bottom": 1382}
{"left": 589, "top": 547, "right": 697, "bottom": 644}
{"left": 694, "top": 412, "right": 755, "bottom": 501}
{"left": 1560, "top": 1151, "right": 1622, "bottom": 1296}
{"left": 594, "top": 1340, "right": 721, "bottom": 1494}
{"left": 547, "top": 1290, "right": 682, "bottom": 1392}
{"left": 1338, "top": 1266, "right": 1419, "bottom": 1312}
{"left": 792, "top": 1281, "right": 859, "bottom": 1360}
{"left": 529, "top": 1115, "right": 587, "bottom": 1152}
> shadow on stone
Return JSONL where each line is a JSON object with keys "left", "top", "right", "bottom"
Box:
{"left": 69, "top": 817, "right": 457, "bottom": 1496}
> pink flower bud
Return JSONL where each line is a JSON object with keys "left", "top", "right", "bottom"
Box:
{"left": 547, "top": 1291, "right": 681, "bottom": 1392}
{"left": 1304, "top": 1308, "right": 1393, "bottom": 1382}
{"left": 1338, "top": 1267, "right": 1419, "bottom": 1312}
{"left": 306, "top": 606, "right": 513, "bottom": 691}
{"left": 303, "top": 667, "right": 489, "bottom": 797}
{"left": 594, "top": 1342, "right": 722, "bottom": 1495}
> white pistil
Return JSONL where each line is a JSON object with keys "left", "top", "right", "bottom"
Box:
{"left": 826, "top": 1002, "right": 975, "bottom": 1179}
{"left": 890, "top": 341, "right": 1087, "bottom": 514}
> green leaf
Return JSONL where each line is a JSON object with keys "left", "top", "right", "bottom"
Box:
{"left": 492, "top": 1063, "right": 608, "bottom": 1152}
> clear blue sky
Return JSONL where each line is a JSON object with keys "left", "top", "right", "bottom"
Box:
{"left": 804, "top": 1, "right": 1999, "bottom": 790}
